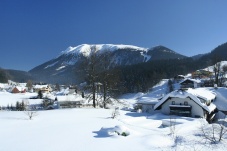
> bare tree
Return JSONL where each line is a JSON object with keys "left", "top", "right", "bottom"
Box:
{"left": 111, "top": 107, "right": 120, "bottom": 119}
{"left": 83, "top": 45, "right": 100, "bottom": 108}
{"left": 26, "top": 80, "right": 33, "bottom": 92}
{"left": 24, "top": 111, "right": 38, "bottom": 120}
{"left": 200, "top": 114, "right": 227, "bottom": 143}
{"left": 212, "top": 55, "right": 222, "bottom": 86}
{"left": 169, "top": 116, "right": 176, "bottom": 139}
{"left": 82, "top": 46, "right": 121, "bottom": 108}
{"left": 97, "top": 51, "right": 121, "bottom": 108}
{"left": 221, "top": 65, "right": 227, "bottom": 86}
{"left": 213, "top": 62, "right": 221, "bottom": 86}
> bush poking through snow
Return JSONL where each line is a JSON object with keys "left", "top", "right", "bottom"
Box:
{"left": 121, "top": 132, "right": 128, "bottom": 137}
{"left": 111, "top": 107, "right": 120, "bottom": 119}
{"left": 113, "top": 125, "right": 130, "bottom": 137}
{"left": 200, "top": 117, "right": 227, "bottom": 144}
{"left": 24, "top": 111, "right": 38, "bottom": 120}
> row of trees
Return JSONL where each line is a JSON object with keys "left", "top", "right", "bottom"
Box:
{"left": 0, "top": 101, "right": 26, "bottom": 111}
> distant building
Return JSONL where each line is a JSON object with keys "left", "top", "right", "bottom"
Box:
{"left": 33, "top": 85, "right": 52, "bottom": 93}
{"left": 11, "top": 86, "right": 26, "bottom": 93}
{"left": 135, "top": 98, "right": 159, "bottom": 113}
{"left": 180, "top": 78, "right": 202, "bottom": 89}
{"left": 192, "top": 70, "right": 213, "bottom": 79}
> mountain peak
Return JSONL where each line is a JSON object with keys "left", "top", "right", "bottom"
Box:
{"left": 29, "top": 43, "right": 186, "bottom": 84}
{"left": 60, "top": 44, "right": 148, "bottom": 57}
{"left": 147, "top": 45, "right": 187, "bottom": 60}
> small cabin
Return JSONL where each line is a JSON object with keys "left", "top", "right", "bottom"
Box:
{"left": 11, "top": 86, "right": 26, "bottom": 93}
{"left": 135, "top": 98, "right": 159, "bottom": 113}
{"left": 180, "top": 78, "right": 201, "bottom": 89}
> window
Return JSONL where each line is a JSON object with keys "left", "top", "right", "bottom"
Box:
{"left": 172, "top": 101, "right": 175, "bottom": 105}
{"left": 170, "top": 106, "right": 192, "bottom": 117}
{"left": 184, "top": 101, "right": 188, "bottom": 106}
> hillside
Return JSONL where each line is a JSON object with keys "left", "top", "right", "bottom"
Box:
{"left": 29, "top": 44, "right": 186, "bottom": 84}
{"left": 0, "top": 68, "right": 34, "bottom": 83}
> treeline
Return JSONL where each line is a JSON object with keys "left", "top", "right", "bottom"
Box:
{"left": 0, "top": 101, "right": 26, "bottom": 111}
{"left": 118, "top": 58, "right": 209, "bottom": 93}
{"left": 0, "top": 68, "right": 34, "bottom": 83}
{"left": 117, "top": 44, "right": 227, "bottom": 94}
{"left": 0, "top": 69, "right": 9, "bottom": 83}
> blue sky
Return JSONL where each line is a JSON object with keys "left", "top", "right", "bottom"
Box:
{"left": 1, "top": 0, "right": 227, "bottom": 71}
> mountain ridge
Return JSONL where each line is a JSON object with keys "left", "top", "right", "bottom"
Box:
{"left": 29, "top": 44, "right": 187, "bottom": 83}
{"left": 2, "top": 42, "right": 227, "bottom": 85}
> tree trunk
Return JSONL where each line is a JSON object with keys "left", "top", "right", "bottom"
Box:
{"left": 92, "top": 82, "right": 96, "bottom": 108}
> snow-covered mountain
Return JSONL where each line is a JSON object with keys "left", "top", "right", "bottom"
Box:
{"left": 29, "top": 44, "right": 186, "bottom": 84}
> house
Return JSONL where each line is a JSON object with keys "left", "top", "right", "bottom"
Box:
{"left": 58, "top": 101, "right": 82, "bottom": 108}
{"left": 34, "top": 85, "right": 52, "bottom": 93}
{"left": 11, "top": 86, "right": 26, "bottom": 93}
{"left": 154, "top": 88, "right": 217, "bottom": 122}
{"left": 192, "top": 70, "right": 213, "bottom": 79}
{"left": 180, "top": 78, "right": 202, "bottom": 88}
{"left": 55, "top": 95, "right": 84, "bottom": 108}
{"left": 135, "top": 98, "right": 159, "bottom": 113}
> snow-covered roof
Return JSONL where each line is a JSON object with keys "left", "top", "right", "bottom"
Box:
{"left": 14, "top": 86, "right": 26, "bottom": 91}
{"left": 187, "top": 88, "right": 216, "bottom": 102}
{"left": 34, "top": 85, "right": 48, "bottom": 89}
{"left": 154, "top": 88, "right": 216, "bottom": 113}
{"left": 180, "top": 78, "right": 201, "bottom": 84}
{"left": 136, "top": 97, "right": 159, "bottom": 105}
{"left": 211, "top": 87, "right": 227, "bottom": 111}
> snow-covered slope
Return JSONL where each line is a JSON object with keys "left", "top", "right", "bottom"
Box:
{"left": 61, "top": 44, "right": 147, "bottom": 57}
{"left": 29, "top": 44, "right": 185, "bottom": 84}
{"left": 203, "top": 61, "right": 227, "bottom": 72}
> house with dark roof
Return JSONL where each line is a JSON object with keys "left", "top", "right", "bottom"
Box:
{"left": 180, "top": 78, "right": 202, "bottom": 88}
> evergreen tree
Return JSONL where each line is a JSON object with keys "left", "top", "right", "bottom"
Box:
{"left": 10, "top": 104, "right": 13, "bottom": 111}
{"left": 38, "top": 90, "right": 43, "bottom": 99}
{"left": 16, "top": 101, "right": 20, "bottom": 111}
{"left": 21, "top": 101, "right": 25, "bottom": 111}
{"left": 167, "top": 79, "right": 174, "bottom": 93}
{"left": 55, "top": 83, "right": 60, "bottom": 91}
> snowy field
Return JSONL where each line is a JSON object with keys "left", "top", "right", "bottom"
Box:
{"left": 1, "top": 83, "right": 227, "bottom": 150}
{"left": 1, "top": 106, "right": 227, "bottom": 150}
{"left": 1, "top": 108, "right": 227, "bottom": 151}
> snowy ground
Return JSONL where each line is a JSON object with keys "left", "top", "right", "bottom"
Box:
{"left": 1, "top": 83, "right": 227, "bottom": 150}
{"left": 1, "top": 108, "right": 227, "bottom": 151}
{"left": 1, "top": 103, "right": 227, "bottom": 151}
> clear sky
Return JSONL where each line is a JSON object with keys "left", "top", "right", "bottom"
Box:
{"left": 1, "top": 0, "right": 227, "bottom": 71}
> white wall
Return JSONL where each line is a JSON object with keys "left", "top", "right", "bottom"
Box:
{"left": 142, "top": 104, "right": 155, "bottom": 113}
{"left": 161, "top": 97, "right": 205, "bottom": 117}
